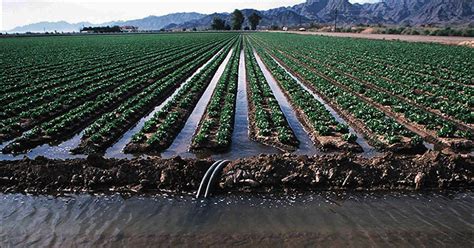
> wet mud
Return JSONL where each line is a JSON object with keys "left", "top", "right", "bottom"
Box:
{"left": 0, "top": 151, "right": 472, "bottom": 195}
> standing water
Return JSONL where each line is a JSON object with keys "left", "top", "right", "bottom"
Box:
{"left": 104, "top": 48, "right": 227, "bottom": 159}
{"left": 1, "top": 191, "right": 472, "bottom": 247}
{"left": 254, "top": 51, "right": 319, "bottom": 156}
{"left": 160, "top": 49, "right": 234, "bottom": 159}
{"left": 212, "top": 50, "right": 281, "bottom": 160}
{"left": 269, "top": 55, "right": 381, "bottom": 158}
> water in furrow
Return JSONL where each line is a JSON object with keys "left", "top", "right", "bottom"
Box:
{"left": 104, "top": 47, "right": 228, "bottom": 159}
{"left": 269, "top": 55, "right": 381, "bottom": 158}
{"left": 160, "top": 49, "right": 234, "bottom": 159}
{"left": 212, "top": 50, "right": 281, "bottom": 160}
{"left": 253, "top": 51, "right": 319, "bottom": 156}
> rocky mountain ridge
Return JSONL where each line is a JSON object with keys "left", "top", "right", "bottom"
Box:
{"left": 9, "top": 0, "right": 473, "bottom": 32}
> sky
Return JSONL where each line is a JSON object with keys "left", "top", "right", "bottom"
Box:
{"left": 1, "top": 0, "right": 380, "bottom": 31}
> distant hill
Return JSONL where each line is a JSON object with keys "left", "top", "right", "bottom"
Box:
{"left": 9, "top": 12, "right": 205, "bottom": 33}
{"left": 167, "top": 0, "right": 473, "bottom": 30}
{"left": 9, "top": 21, "right": 94, "bottom": 33}
{"left": 103, "top": 12, "right": 206, "bottom": 30}
{"left": 9, "top": 0, "right": 474, "bottom": 32}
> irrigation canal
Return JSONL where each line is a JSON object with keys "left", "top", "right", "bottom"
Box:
{"left": 1, "top": 191, "right": 472, "bottom": 246}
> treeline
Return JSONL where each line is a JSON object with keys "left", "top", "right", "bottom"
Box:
{"left": 211, "top": 10, "right": 262, "bottom": 31}
{"left": 80, "top": 26, "right": 122, "bottom": 33}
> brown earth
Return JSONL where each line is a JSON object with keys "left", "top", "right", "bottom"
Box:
{"left": 272, "top": 31, "right": 474, "bottom": 47}
{"left": 0, "top": 151, "right": 472, "bottom": 195}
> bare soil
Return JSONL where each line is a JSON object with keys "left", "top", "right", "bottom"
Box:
{"left": 274, "top": 31, "right": 474, "bottom": 47}
{"left": 0, "top": 151, "right": 472, "bottom": 195}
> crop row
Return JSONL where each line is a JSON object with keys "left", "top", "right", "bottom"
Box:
{"left": 309, "top": 34, "right": 473, "bottom": 85}
{"left": 273, "top": 48, "right": 472, "bottom": 145}
{"left": 252, "top": 37, "right": 424, "bottom": 150}
{"left": 2, "top": 36, "right": 236, "bottom": 154}
{"left": 1, "top": 34, "right": 219, "bottom": 85}
{"left": 0, "top": 41, "right": 206, "bottom": 116}
{"left": 124, "top": 39, "right": 236, "bottom": 153}
{"left": 191, "top": 37, "right": 242, "bottom": 151}
{"left": 74, "top": 37, "right": 236, "bottom": 154}
{"left": 2, "top": 46, "right": 146, "bottom": 92}
{"left": 0, "top": 41, "right": 200, "bottom": 105}
{"left": 260, "top": 38, "right": 473, "bottom": 124}
{"left": 1, "top": 38, "right": 134, "bottom": 84}
{"left": 253, "top": 34, "right": 473, "bottom": 108}
{"left": 252, "top": 43, "right": 361, "bottom": 152}
{"left": 244, "top": 38, "right": 298, "bottom": 151}
{"left": 0, "top": 36, "right": 233, "bottom": 143}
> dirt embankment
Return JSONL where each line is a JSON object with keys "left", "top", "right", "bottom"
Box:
{"left": 0, "top": 152, "right": 472, "bottom": 195}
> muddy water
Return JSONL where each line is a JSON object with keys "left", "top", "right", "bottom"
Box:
{"left": 104, "top": 48, "right": 227, "bottom": 160}
{"left": 268, "top": 56, "right": 381, "bottom": 158}
{"left": 1, "top": 191, "right": 472, "bottom": 247}
{"left": 0, "top": 131, "right": 87, "bottom": 161}
{"left": 254, "top": 51, "right": 319, "bottom": 156}
{"left": 160, "top": 49, "right": 234, "bottom": 159}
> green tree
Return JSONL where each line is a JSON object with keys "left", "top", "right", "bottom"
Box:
{"left": 211, "top": 17, "right": 226, "bottom": 30}
{"left": 232, "top": 9, "right": 245, "bottom": 30}
{"left": 248, "top": 12, "right": 262, "bottom": 30}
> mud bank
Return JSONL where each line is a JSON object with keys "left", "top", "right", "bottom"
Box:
{"left": 0, "top": 151, "right": 472, "bottom": 195}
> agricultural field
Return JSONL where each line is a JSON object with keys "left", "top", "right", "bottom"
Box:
{"left": 0, "top": 32, "right": 473, "bottom": 161}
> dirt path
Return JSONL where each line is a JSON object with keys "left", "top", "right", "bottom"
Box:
{"left": 271, "top": 31, "right": 474, "bottom": 47}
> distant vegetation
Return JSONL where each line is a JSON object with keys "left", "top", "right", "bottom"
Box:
{"left": 80, "top": 26, "right": 122, "bottom": 33}
{"left": 211, "top": 18, "right": 230, "bottom": 30}
{"left": 211, "top": 10, "right": 261, "bottom": 31}
{"left": 248, "top": 13, "right": 262, "bottom": 31}
{"left": 231, "top": 9, "right": 245, "bottom": 30}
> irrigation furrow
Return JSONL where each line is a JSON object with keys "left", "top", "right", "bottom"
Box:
{"left": 3, "top": 39, "right": 234, "bottom": 154}
{"left": 103, "top": 47, "right": 228, "bottom": 159}
{"left": 244, "top": 39, "right": 299, "bottom": 151}
{"left": 71, "top": 40, "right": 235, "bottom": 154}
{"left": 190, "top": 37, "right": 242, "bottom": 152}
{"left": 275, "top": 49, "right": 471, "bottom": 151}
{"left": 260, "top": 44, "right": 426, "bottom": 151}
{"left": 0, "top": 39, "right": 227, "bottom": 143}
{"left": 253, "top": 51, "right": 318, "bottom": 156}
{"left": 161, "top": 49, "right": 234, "bottom": 158}
{"left": 211, "top": 50, "right": 281, "bottom": 160}
{"left": 284, "top": 52, "right": 443, "bottom": 149}
{"left": 265, "top": 52, "right": 378, "bottom": 156}
{"left": 0, "top": 41, "right": 205, "bottom": 105}
{"left": 249, "top": 39, "right": 367, "bottom": 153}
{"left": 123, "top": 41, "right": 235, "bottom": 154}
{"left": 279, "top": 49, "right": 474, "bottom": 129}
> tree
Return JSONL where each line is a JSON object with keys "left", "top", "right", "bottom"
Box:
{"left": 211, "top": 17, "right": 226, "bottom": 30}
{"left": 232, "top": 9, "right": 244, "bottom": 30}
{"left": 248, "top": 12, "right": 262, "bottom": 30}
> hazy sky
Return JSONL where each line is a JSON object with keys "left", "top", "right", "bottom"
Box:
{"left": 1, "top": 0, "right": 380, "bottom": 31}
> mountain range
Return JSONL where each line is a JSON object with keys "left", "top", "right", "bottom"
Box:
{"left": 9, "top": 0, "right": 474, "bottom": 32}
